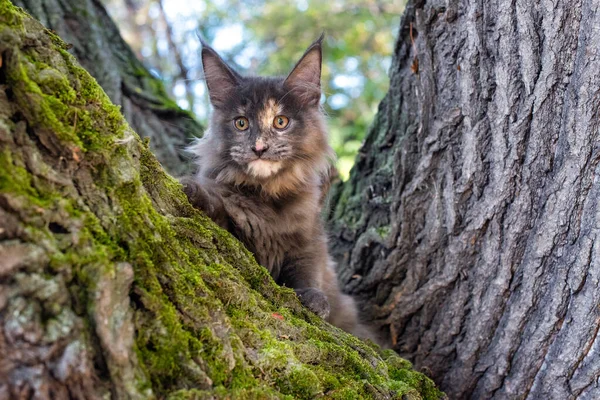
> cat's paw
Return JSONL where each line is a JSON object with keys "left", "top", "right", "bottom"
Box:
{"left": 180, "top": 177, "right": 210, "bottom": 208}
{"left": 295, "top": 288, "right": 330, "bottom": 319}
{"left": 180, "top": 176, "right": 200, "bottom": 198}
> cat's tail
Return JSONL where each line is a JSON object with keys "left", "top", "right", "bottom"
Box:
{"left": 329, "top": 292, "right": 388, "bottom": 347}
{"left": 322, "top": 262, "right": 388, "bottom": 347}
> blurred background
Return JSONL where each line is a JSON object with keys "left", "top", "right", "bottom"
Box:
{"left": 103, "top": 0, "right": 404, "bottom": 179}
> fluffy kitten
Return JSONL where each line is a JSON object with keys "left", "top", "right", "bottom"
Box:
{"left": 182, "top": 35, "right": 371, "bottom": 339}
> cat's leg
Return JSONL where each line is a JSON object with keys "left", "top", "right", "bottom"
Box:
{"left": 320, "top": 261, "right": 359, "bottom": 331}
{"left": 326, "top": 290, "right": 382, "bottom": 344}
{"left": 180, "top": 176, "right": 229, "bottom": 228}
{"left": 294, "top": 287, "right": 331, "bottom": 319}
{"left": 321, "top": 259, "right": 385, "bottom": 345}
{"left": 279, "top": 248, "right": 331, "bottom": 319}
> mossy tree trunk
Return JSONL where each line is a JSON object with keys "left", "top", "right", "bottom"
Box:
{"left": 0, "top": 1, "right": 443, "bottom": 399}
{"left": 13, "top": 0, "right": 200, "bottom": 176}
{"left": 330, "top": 0, "right": 600, "bottom": 399}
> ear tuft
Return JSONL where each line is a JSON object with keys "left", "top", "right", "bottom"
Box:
{"left": 284, "top": 35, "right": 324, "bottom": 106}
{"left": 201, "top": 43, "right": 241, "bottom": 108}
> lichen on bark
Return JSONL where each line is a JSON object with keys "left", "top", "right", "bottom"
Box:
{"left": 0, "top": 2, "right": 443, "bottom": 399}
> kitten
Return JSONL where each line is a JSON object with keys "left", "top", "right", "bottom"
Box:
{"left": 182, "top": 35, "right": 372, "bottom": 340}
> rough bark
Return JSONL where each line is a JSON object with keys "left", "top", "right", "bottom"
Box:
{"left": 0, "top": 2, "right": 443, "bottom": 399}
{"left": 330, "top": 0, "right": 600, "bottom": 399}
{"left": 13, "top": 0, "right": 200, "bottom": 176}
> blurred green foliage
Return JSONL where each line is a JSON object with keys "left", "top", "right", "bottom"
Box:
{"left": 104, "top": 0, "right": 404, "bottom": 179}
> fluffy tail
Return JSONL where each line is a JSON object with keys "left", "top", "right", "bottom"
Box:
{"left": 322, "top": 262, "right": 387, "bottom": 346}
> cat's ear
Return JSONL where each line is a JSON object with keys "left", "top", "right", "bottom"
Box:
{"left": 201, "top": 41, "right": 241, "bottom": 108}
{"left": 284, "top": 34, "right": 324, "bottom": 106}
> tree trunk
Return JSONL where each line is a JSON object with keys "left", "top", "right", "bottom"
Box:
{"left": 12, "top": 0, "right": 200, "bottom": 176}
{"left": 0, "top": 2, "right": 442, "bottom": 399}
{"left": 330, "top": 0, "right": 600, "bottom": 399}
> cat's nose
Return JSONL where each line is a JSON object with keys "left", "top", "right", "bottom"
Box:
{"left": 251, "top": 143, "right": 269, "bottom": 157}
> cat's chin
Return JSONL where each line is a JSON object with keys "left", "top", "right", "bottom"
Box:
{"left": 246, "top": 159, "right": 282, "bottom": 179}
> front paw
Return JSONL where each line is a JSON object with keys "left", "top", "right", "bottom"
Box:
{"left": 180, "top": 177, "right": 210, "bottom": 209}
{"left": 295, "top": 288, "right": 330, "bottom": 319}
{"left": 180, "top": 177, "right": 202, "bottom": 202}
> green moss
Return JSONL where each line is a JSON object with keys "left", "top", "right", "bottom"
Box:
{"left": 279, "top": 364, "right": 321, "bottom": 398}
{"left": 0, "top": 0, "right": 24, "bottom": 27}
{"left": 0, "top": 2, "right": 444, "bottom": 399}
{"left": 0, "top": 148, "right": 38, "bottom": 198}
{"left": 376, "top": 225, "right": 391, "bottom": 239}
{"left": 167, "top": 386, "right": 289, "bottom": 400}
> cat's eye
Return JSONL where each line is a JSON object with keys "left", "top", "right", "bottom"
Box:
{"left": 234, "top": 117, "right": 249, "bottom": 131}
{"left": 273, "top": 115, "right": 289, "bottom": 130}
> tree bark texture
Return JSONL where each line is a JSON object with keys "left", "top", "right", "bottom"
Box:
{"left": 0, "top": 2, "right": 442, "bottom": 399}
{"left": 13, "top": 0, "right": 200, "bottom": 176}
{"left": 330, "top": 0, "right": 600, "bottom": 399}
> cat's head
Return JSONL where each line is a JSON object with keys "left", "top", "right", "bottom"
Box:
{"left": 190, "top": 35, "right": 333, "bottom": 196}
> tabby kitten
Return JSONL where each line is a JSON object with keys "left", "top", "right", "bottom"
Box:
{"left": 182, "top": 35, "right": 371, "bottom": 339}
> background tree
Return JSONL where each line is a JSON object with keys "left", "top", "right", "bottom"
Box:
{"left": 13, "top": 0, "right": 201, "bottom": 176}
{"left": 329, "top": 0, "right": 600, "bottom": 398}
